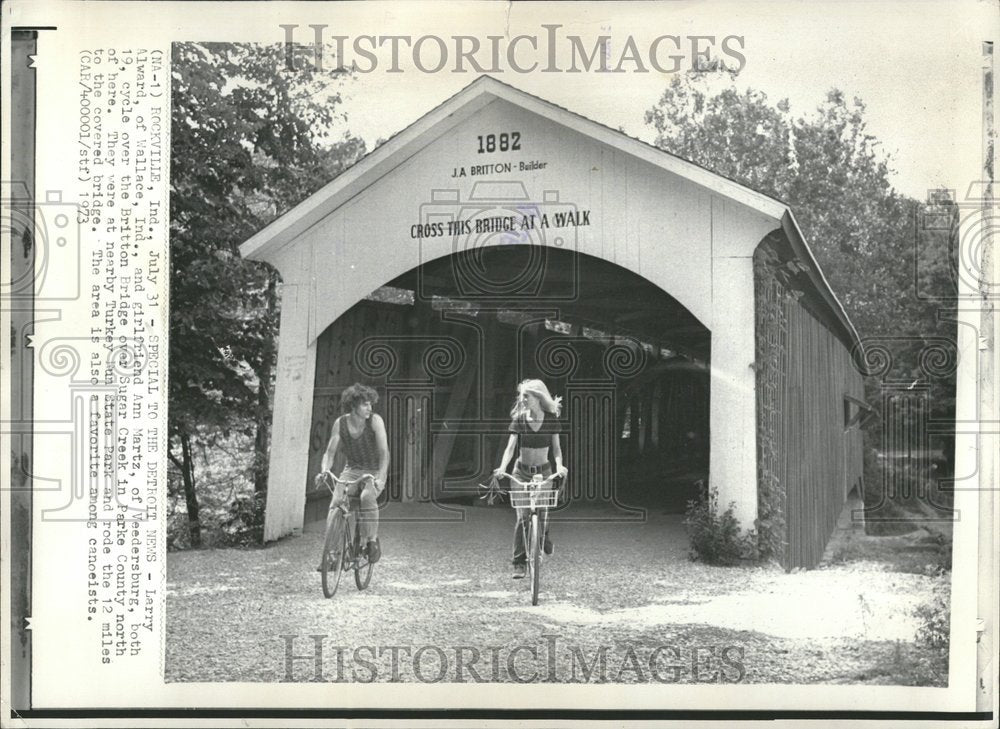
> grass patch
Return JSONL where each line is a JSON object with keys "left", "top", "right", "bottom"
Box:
{"left": 824, "top": 529, "right": 951, "bottom": 575}
{"left": 848, "top": 640, "right": 948, "bottom": 686}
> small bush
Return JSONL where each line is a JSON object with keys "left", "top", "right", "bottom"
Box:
{"left": 219, "top": 492, "right": 266, "bottom": 546}
{"left": 914, "top": 573, "right": 951, "bottom": 650}
{"left": 684, "top": 484, "right": 759, "bottom": 565}
{"left": 167, "top": 508, "right": 192, "bottom": 551}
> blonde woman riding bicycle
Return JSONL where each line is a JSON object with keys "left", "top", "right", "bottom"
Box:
{"left": 493, "top": 379, "right": 569, "bottom": 579}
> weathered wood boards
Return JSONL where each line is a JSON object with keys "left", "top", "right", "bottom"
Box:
{"left": 756, "top": 256, "right": 865, "bottom": 571}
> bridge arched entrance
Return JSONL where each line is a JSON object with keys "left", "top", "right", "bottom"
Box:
{"left": 304, "top": 245, "right": 710, "bottom": 524}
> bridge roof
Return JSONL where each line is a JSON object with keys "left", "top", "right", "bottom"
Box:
{"left": 240, "top": 75, "right": 860, "bottom": 352}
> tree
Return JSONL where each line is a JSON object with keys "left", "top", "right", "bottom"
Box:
{"left": 646, "top": 73, "right": 920, "bottom": 333}
{"left": 170, "top": 42, "right": 366, "bottom": 545}
{"left": 646, "top": 70, "right": 958, "bottom": 520}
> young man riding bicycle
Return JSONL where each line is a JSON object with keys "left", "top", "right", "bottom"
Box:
{"left": 314, "top": 383, "right": 389, "bottom": 569}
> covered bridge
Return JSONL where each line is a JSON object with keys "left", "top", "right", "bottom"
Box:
{"left": 240, "top": 76, "right": 867, "bottom": 570}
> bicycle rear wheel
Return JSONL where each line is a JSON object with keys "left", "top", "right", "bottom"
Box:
{"left": 354, "top": 527, "right": 374, "bottom": 591}
{"left": 529, "top": 512, "right": 542, "bottom": 605}
{"left": 321, "top": 512, "right": 348, "bottom": 598}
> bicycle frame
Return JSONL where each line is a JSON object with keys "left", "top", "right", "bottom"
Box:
{"left": 323, "top": 470, "right": 372, "bottom": 506}
{"left": 324, "top": 474, "right": 373, "bottom": 564}
{"left": 501, "top": 472, "right": 562, "bottom": 605}
{"left": 318, "top": 472, "right": 376, "bottom": 597}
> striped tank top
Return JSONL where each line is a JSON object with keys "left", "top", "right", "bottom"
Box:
{"left": 339, "top": 415, "right": 380, "bottom": 470}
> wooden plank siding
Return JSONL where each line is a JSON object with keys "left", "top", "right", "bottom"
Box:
{"left": 755, "top": 246, "right": 864, "bottom": 571}
{"left": 778, "top": 298, "right": 864, "bottom": 570}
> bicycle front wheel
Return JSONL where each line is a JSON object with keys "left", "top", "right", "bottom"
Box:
{"left": 321, "top": 512, "right": 348, "bottom": 598}
{"left": 354, "top": 528, "right": 374, "bottom": 591}
{"left": 529, "top": 512, "right": 542, "bottom": 605}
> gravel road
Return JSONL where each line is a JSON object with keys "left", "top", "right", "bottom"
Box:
{"left": 166, "top": 501, "right": 946, "bottom": 685}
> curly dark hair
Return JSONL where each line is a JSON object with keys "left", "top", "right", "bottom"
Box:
{"left": 340, "top": 383, "right": 379, "bottom": 414}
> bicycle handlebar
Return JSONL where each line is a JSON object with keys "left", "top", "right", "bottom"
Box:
{"left": 497, "top": 472, "right": 563, "bottom": 490}
{"left": 316, "top": 471, "right": 375, "bottom": 491}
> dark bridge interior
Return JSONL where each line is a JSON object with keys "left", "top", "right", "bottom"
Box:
{"left": 307, "top": 246, "right": 710, "bottom": 518}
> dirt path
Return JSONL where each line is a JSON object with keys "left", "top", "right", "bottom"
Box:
{"left": 166, "top": 502, "right": 945, "bottom": 684}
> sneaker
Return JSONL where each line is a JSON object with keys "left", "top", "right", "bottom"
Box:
{"left": 544, "top": 537, "right": 554, "bottom": 555}
{"left": 366, "top": 538, "right": 381, "bottom": 564}
{"left": 512, "top": 562, "right": 526, "bottom": 579}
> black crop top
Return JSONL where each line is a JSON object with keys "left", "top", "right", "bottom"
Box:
{"left": 509, "top": 414, "right": 562, "bottom": 449}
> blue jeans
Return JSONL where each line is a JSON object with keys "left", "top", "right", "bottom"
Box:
{"left": 327, "top": 466, "right": 382, "bottom": 542}
{"left": 511, "top": 461, "right": 552, "bottom": 564}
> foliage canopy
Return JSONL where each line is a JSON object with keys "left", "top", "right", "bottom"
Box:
{"left": 169, "top": 43, "right": 366, "bottom": 545}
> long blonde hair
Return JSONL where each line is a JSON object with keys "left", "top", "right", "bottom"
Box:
{"left": 509, "top": 379, "right": 562, "bottom": 421}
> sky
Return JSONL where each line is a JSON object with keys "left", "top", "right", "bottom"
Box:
{"left": 13, "top": 0, "right": 996, "bottom": 200}
{"left": 316, "top": 1, "right": 997, "bottom": 201}
{"left": 18, "top": 0, "right": 991, "bottom": 199}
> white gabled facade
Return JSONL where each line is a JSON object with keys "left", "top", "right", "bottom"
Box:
{"left": 241, "top": 76, "right": 858, "bottom": 542}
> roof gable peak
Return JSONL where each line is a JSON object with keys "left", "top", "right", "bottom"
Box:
{"left": 240, "top": 74, "right": 788, "bottom": 262}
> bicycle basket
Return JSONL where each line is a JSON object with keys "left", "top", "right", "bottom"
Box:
{"left": 508, "top": 489, "right": 559, "bottom": 509}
